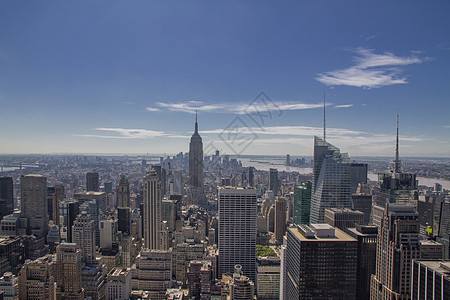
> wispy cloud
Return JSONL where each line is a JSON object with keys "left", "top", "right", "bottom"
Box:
{"left": 316, "top": 48, "right": 424, "bottom": 88}
{"left": 145, "top": 107, "right": 160, "bottom": 112}
{"left": 75, "top": 128, "right": 187, "bottom": 139}
{"left": 153, "top": 100, "right": 323, "bottom": 114}
{"left": 443, "top": 125, "right": 450, "bottom": 128}
{"left": 334, "top": 104, "right": 353, "bottom": 108}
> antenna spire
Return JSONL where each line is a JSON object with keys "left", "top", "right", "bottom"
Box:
{"left": 194, "top": 110, "right": 199, "bottom": 134}
{"left": 394, "top": 114, "right": 401, "bottom": 173}
{"left": 323, "top": 92, "right": 326, "bottom": 141}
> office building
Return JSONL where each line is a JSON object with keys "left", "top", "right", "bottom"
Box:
{"left": 350, "top": 163, "right": 368, "bottom": 194}
{"left": 117, "top": 207, "right": 131, "bottom": 236}
{"left": 274, "top": 197, "right": 287, "bottom": 242}
{"left": 47, "top": 184, "right": 64, "bottom": 226}
{"left": 86, "top": 172, "right": 99, "bottom": 192}
{"left": 352, "top": 193, "right": 372, "bottom": 225}
{"left": 187, "top": 260, "right": 212, "bottom": 300}
{"left": 248, "top": 167, "right": 255, "bottom": 187}
{"left": 0, "top": 177, "right": 14, "bottom": 221}
{"left": 100, "top": 218, "right": 117, "bottom": 250}
{"left": 257, "top": 257, "right": 280, "bottom": 300}
{"left": 411, "top": 260, "right": 450, "bottom": 299}
{"left": 221, "top": 265, "right": 255, "bottom": 300}
{"left": 324, "top": 207, "right": 364, "bottom": 231}
{"left": 283, "top": 224, "right": 357, "bottom": 299}
{"left": 0, "top": 236, "right": 24, "bottom": 275}
{"left": 131, "top": 249, "right": 173, "bottom": 300}
{"left": 0, "top": 271, "right": 17, "bottom": 300}
{"left": 59, "top": 200, "right": 80, "bottom": 243}
{"left": 18, "top": 255, "right": 55, "bottom": 300}
{"left": 143, "top": 168, "right": 162, "bottom": 250}
{"left": 56, "top": 243, "right": 84, "bottom": 300}
{"left": 72, "top": 211, "right": 96, "bottom": 266}
{"left": 420, "top": 239, "right": 444, "bottom": 260}
{"left": 371, "top": 117, "right": 419, "bottom": 228}
{"left": 188, "top": 113, "right": 204, "bottom": 206}
{"left": 74, "top": 191, "right": 107, "bottom": 246}
{"left": 218, "top": 187, "right": 257, "bottom": 282}
{"left": 370, "top": 205, "right": 420, "bottom": 299}
{"left": 20, "top": 174, "right": 48, "bottom": 238}
{"left": 293, "top": 181, "right": 312, "bottom": 226}
{"left": 347, "top": 225, "right": 378, "bottom": 300}
{"left": 117, "top": 176, "right": 130, "bottom": 208}
{"left": 107, "top": 268, "right": 131, "bottom": 300}
{"left": 310, "top": 137, "right": 352, "bottom": 224}
{"left": 269, "top": 168, "right": 279, "bottom": 196}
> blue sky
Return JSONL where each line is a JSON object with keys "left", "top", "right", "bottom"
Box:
{"left": 1, "top": 1, "right": 449, "bottom": 157}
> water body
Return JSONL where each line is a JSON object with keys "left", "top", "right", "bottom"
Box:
{"left": 239, "top": 157, "right": 312, "bottom": 174}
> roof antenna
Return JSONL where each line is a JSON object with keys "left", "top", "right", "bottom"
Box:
{"left": 194, "top": 109, "right": 199, "bottom": 134}
{"left": 323, "top": 92, "right": 326, "bottom": 141}
{"left": 394, "top": 114, "right": 401, "bottom": 173}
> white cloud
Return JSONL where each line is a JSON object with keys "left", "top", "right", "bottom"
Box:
{"left": 316, "top": 48, "right": 424, "bottom": 88}
{"left": 75, "top": 128, "right": 187, "bottom": 139}
{"left": 154, "top": 100, "right": 324, "bottom": 114}
{"left": 145, "top": 107, "right": 160, "bottom": 112}
{"left": 334, "top": 104, "right": 353, "bottom": 108}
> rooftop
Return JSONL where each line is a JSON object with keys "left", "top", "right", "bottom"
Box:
{"left": 290, "top": 225, "right": 356, "bottom": 242}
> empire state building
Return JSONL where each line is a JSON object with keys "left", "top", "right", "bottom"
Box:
{"left": 188, "top": 112, "right": 205, "bottom": 205}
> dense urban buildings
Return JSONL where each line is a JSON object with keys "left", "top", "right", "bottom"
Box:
{"left": 0, "top": 121, "right": 447, "bottom": 299}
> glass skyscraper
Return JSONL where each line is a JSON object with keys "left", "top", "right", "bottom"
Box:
{"left": 310, "top": 136, "right": 352, "bottom": 224}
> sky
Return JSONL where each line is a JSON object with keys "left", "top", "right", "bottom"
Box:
{"left": 1, "top": 1, "right": 449, "bottom": 157}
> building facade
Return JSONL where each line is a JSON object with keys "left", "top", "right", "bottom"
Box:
{"left": 218, "top": 187, "right": 257, "bottom": 282}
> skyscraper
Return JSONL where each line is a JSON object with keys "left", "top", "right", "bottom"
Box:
{"left": 143, "top": 168, "right": 162, "bottom": 250}
{"left": 72, "top": 211, "right": 96, "bottom": 266}
{"left": 411, "top": 260, "right": 450, "bottom": 299}
{"left": 56, "top": 243, "right": 84, "bottom": 300}
{"left": 310, "top": 137, "right": 352, "bottom": 224}
{"left": 218, "top": 187, "right": 257, "bottom": 282}
{"left": 274, "top": 197, "right": 287, "bottom": 243}
{"left": 350, "top": 163, "right": 368, "bottom": 194}
{"left": 293, "top": 181, "right": 312, "bottom": 226}
{"left": 20, "top": 174, "right": 48, "bottom": 238}
{"left": 269, "top": 168, "right": 279, "bottom": 196}
{"left": 117, "top": 176, "right": 130, "bottom": 208}
{"left": 86, "top": 172, "right": 99, "bottom": 192}
{"left": 283, "top": 224, "right": 357, "bottom": 299}
{"left": 0, "top": 176, "right": 14, "bottom": 220}
{"left": 47, "top": 184, "right": 64, "bottom": 226}
{"left": 370, "top": 205, "right": 420, "bottom": 299}
{"left": 188, "top": 112, "right": 204, "bottom": 206}
{"left": 371, "top": 116, "right": 418, "bottom": 228}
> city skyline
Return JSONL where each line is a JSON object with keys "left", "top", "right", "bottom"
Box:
{"left": 1, "top": 1, "right": 449, "bottom": 157}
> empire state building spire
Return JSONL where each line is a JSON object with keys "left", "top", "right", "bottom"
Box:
{"left": 194, "top": 109, "right": 199, "bottom": 135}
{"left": 188, "top": 111, "right": 204, "bottom": 205}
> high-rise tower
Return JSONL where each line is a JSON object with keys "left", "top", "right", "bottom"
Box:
{"left": 218, "top": 187, "right": 257, "bottom": 282}
{"left": 370, "top": 205, "right": 420, "bottom": 299}
{"left": 20, "top": 174, "right": 48, "bottom": 238}
{"left": 188, "top": 112, "right": 204, "bottom": 206}
{"left": 371, "top": 116, "right": 418, "bottom": 228}
{"left": 117, "top": 176, "right": 130, "bottom": 208}
{"left": 72, "top": 211, "right": 96, "bottom": 266}
{"left": 143, "top": 168, "right": 162, "bottom": 250}
{"left": 310, "top": 137, "right": 352, "bottom": 224}
{"left": 0, "top": 176, "right": 14, "bottom": 220}
{"left": 86, "top": 172, "right": 99, "bottom": 192}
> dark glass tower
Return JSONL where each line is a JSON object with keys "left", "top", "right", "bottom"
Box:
{"left": 188, "top": 112, "right": 204, "bottom": 205}
{"left": 0, "top": 176, "right": 14, "bottom": 220}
